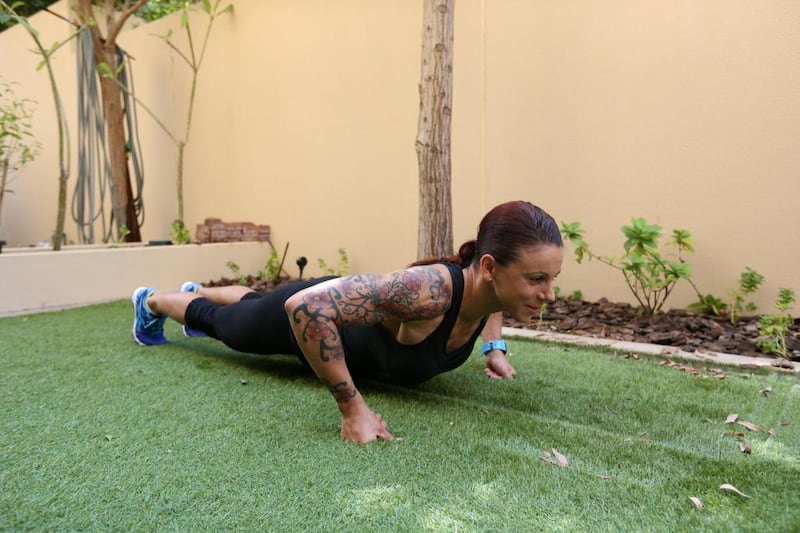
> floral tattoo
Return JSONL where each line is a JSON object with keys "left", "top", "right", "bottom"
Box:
{"left": 290, "top": 267, "right": 451, "bottom": 363}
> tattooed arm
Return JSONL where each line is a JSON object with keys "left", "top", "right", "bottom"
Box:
{"left": 284, "top": 266, "right": 452, "bottom": 444}
{"left": 481, "top": 312, "right": 516, "bottom": 379}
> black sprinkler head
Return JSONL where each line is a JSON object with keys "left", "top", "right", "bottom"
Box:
{"left": 296, "top": 256, "right": 308, "bottom": 279}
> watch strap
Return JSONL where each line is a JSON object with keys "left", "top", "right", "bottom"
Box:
{"left": 480, "top": 340, "right": 507, "bottom": 356}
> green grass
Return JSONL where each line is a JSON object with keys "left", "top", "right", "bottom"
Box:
{"left": 1, "top": 300, "right": 798, "bottom": 532}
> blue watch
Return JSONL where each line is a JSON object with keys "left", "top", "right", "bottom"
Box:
{"left": 480, "top": 340, "right": 507, "bottom": 356}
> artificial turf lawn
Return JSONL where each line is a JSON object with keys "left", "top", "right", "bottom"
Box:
{"left": 1, "top": 300, "right": 798, "bottom": 532}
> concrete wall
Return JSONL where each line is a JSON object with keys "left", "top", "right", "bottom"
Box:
{"left": 1, "top": 0, "right": 798, "bottom": 312}
{"left": 0, "top": 242, "right": 269, "bottom": 316}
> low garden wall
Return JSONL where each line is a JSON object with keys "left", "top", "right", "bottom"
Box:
{"left": 0, "top": 241, "right": 269, "bottom": 316}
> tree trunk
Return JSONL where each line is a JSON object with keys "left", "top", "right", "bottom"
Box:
{"left": 95, "top": 46, "right": 140, "bottom": 242}
{"left": 74, "top": 0, "right": 145, "bottom": 242}
{"left": 416, "top": 0, "right": 455, "bottom": 261}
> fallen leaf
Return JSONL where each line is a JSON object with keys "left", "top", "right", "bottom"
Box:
{"left": 760, "top": 387, "right": 772, "bottom": 397}
{"left": 689, "top": 496, "right": 704, "bottom": 511}
{"left": 781, "top": 419, "right": 790, "bottom": 427}
{"left": 552, "top": 448, "right": 570, "bottom": 467}
{"left": 725, "top": 413, "right": 739, "bottom": 424}
{"left": 104, "top": 434, "right": 113, "bottom": 442}
{"left": 597, "top": 474, "right": 611, "bottom": 480}
{"left": 737, "top": 420, "right": 763, "bottom": 433}
{"left": 768, "top": 428, "right": 778, "bottom": 437}
{"left": 719, "top": 484, "right": 750, "bottom": 498}
{"left": 240, "top": 379, "right": 248, "bottom": 385}
{"left": 739, "top": 441, "right": 752, "bottom": 454}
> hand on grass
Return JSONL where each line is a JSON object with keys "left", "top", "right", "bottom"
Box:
{"left": 484, "top": 351, "right": 516, "bottom": 379}
{"left": 340, "top": 403, "right": 394, "bottom": 444}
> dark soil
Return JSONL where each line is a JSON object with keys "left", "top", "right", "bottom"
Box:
{"left": 504, "top": 297, "right": 800, "bottom": 361}
{"left": 207, "top": 275, "right": 800, "bottom": 362}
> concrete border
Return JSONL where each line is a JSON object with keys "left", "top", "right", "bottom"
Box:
{"left": 0, "top": 241, "right": 270, "bottom": 317}
{"left": 503, "top": 327, "right": 799, "bottom": 373}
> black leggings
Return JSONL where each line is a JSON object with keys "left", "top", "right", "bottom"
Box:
{"left": 183, "top": 277, "right": 337, "bottom": 358}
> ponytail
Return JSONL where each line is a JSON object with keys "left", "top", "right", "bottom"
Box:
{"left": 408, "top": 240, "right": 477, "bottom": 268}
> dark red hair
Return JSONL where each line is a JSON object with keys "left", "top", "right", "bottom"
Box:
{"left": 412, "top": 201, "right": 562, "bottom": 267}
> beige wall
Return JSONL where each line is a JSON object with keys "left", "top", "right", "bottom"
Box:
{"left": 1, "top": 0, "right": 798, "bottom": 311}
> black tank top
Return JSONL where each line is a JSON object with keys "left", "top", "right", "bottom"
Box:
{"left": 340, "top": 262, "right": 488, "bottom": 385}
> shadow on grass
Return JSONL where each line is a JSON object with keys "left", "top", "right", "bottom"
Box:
{"left": 164, "top": 336, "right": 488, "bottom": 407}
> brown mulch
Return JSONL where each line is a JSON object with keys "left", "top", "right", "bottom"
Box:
{"left": 206, "top": 275, "right": 799, "bottom": 362}
{"left": 504, "top": 297, "right": 800, "bottom": 361}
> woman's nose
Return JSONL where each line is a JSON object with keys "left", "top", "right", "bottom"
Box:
{"left": 540, "top": 282, "right": 556, "bottom": 303}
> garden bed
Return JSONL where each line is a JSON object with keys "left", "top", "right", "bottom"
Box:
{"left": 504, "top": 297, "right": 800, "bottom": 361}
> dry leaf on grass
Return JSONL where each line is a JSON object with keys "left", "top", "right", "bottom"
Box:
{"left": 760, "top": 387, "right": 772, "bottom": 397}
{"left": 739, "top": 441, "right": 752, "bottom": 454}
{"left": 737, "top": 420, "right": 763, "bottom": 433}
{"left": 725, "top": 413, "right": 739, "bottom": 424}
{"left": 552, "top": 448, "right": 570, "bottom": 467}
{"left": 689, "top": 496, "right": 704, "bottom": 511}
{"left": 719, "top": 483, "right": 750, "bottom": 498}
{"left": 781, "top": 418, "right": 790, "bottom": 426}
{"left": 240, "top": 379, "right": 248, "bottom": 385}
{"left": 539, "top": 448, "right": 571, "bottom": 468}
{"left": 768, "top": 428, "right": 778, "bottom": 437}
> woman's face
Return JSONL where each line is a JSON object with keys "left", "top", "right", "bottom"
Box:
{"left": 487, "top": 244, "right": 563, "bottom": 322}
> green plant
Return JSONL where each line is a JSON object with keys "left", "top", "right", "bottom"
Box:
{"left": 756, "top": 288, "right": 795, "bottom": 358}
{"left": 689, "top": 267, "right": 764, "bottom": 323}
{"left": 170, "top": 218, "right": 192, "bottom": 244}
{"left": 561, "top": 218, "right": 693, "bottom": 316}
{"left": 0, "top": 78, "right": 41, "bottom": 233}
{"left": 688, "top": 293, "right": 728, "bottom": 317}
{"left": 536, "top": 302, "right": 548, "bottom": 330}
{"left": 730, "top": 267, "right": 764, "bottom": 322}
{"left": 110, "top": 224, "right": 130, "bottom": 246}
{"left": 259, "top": 249, "right": 281, "bottom": 281}
{"left": 318, "top": 247, "right": 350, "bottom": 276}
{"left": 0, "top": 1, "right": 77, "bottom": 250}
{"left": 136, "top": 0, "right": 193, "bottom": 22}
{"left": 569, "top": 289, "right": 583, "bottom": 301}
{"left": 226, "top": 259, "right": 248, "bottom": 286}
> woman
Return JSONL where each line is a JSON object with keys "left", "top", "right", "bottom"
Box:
{"left": 131, "top": 200, "right": 563, "bottom": 443}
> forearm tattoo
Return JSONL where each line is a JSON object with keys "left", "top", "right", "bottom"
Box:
{"left": 326, "top": 380, "right": 358, "bottom": 403}
{"left": 290, "top": 267, "right": 451, "bottom": 363}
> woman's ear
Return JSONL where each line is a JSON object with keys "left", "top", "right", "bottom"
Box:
{"left": 479, "top": 254, "right": 496, "bottom": 281}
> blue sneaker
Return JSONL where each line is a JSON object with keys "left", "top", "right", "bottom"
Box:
{"left": 131, "top": 287, "right": 167, "bottom": 346}
{"left": 180, "top": 281, "right": 206, "bottom": 338}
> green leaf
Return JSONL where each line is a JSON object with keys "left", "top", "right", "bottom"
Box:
{"left": 739, "top": 267, "right": 764, "bottom": 294}
{"left": 96, "top": 62, "right": 114, "bottom": 77}
{"left": 671, "top": 229, "right": 693, "bottom": 252}
{"left": 622, "top": 218, "right": 661, "bottom": 254}
{"left": 180, "top": 9, "right": 189, "bottom": 27}
{"left": 220, "top": 4, "right": 234, "bottom": 15}
{"left": 202, "top": 0, "right": 211, "bottom": 13}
